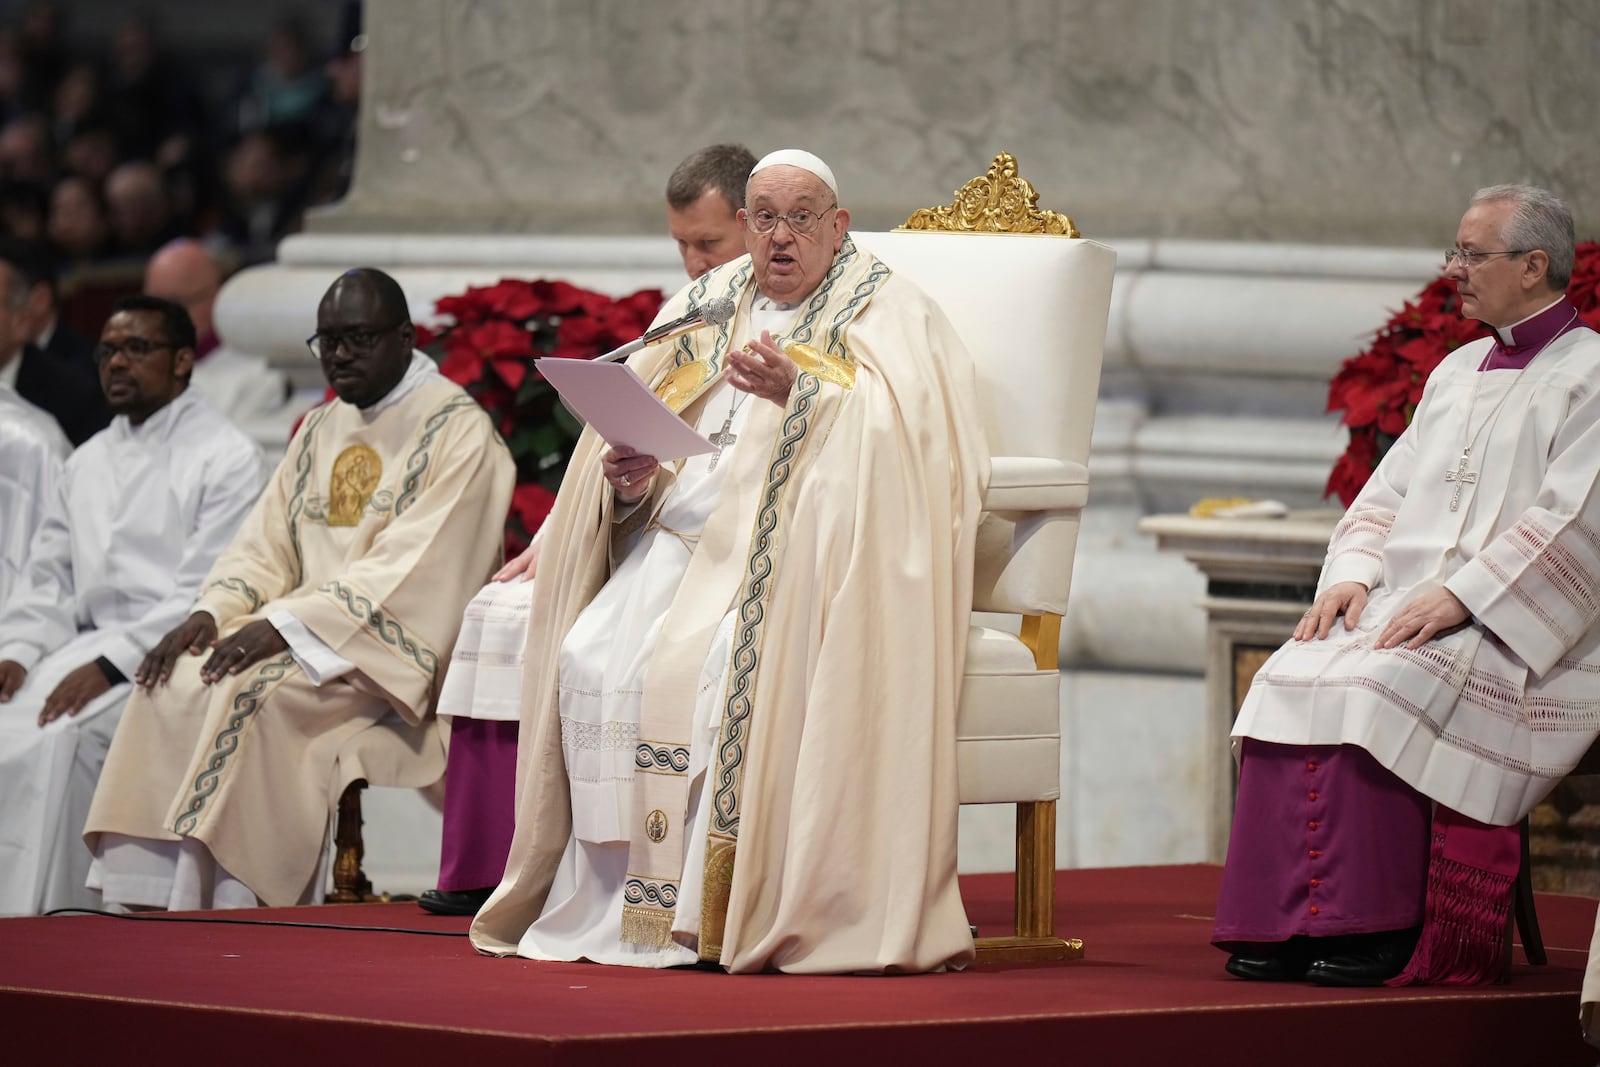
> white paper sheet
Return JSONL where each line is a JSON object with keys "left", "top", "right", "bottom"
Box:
{"left": 534, "top": 357, "right": 716, "bottom": 460}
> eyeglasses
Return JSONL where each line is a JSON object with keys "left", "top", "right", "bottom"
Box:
{"left": 744, "top": 205, "right": 837, "bottom": 236}
{"left": 94, "top": 336, "right": 174, "bottom": 363}
{"left": 305, "top": 321, "right": 405, "bottom": 361}
{"left": 1443, "top": 247, "right": 1527, "bottom": 270}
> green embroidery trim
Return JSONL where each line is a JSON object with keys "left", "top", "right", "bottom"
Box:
{"left": 826, "top": 259, "right": 891, "bottom": 360}
{"left": 709, "top": 371, "right": 823, "bottom": 837}
{"left": 203, "top": 578, "right": 265, "bottom": 614}
{"left": 173, "top": 653, "right": 297, "bottom": 835}
{"left": 394, "top": 395, "right": 480, "bottom": 516}
{"left": 674, "top": 262, "right": 752, "bottom": 370}
{"left": 319, "top": 580, "right": 439, "bottom": 682}
{"left": 286, "top": 405, "right": 333, "bottom": 577}
{"left": 787, "top": 236, "right": 858, "bottom": 346}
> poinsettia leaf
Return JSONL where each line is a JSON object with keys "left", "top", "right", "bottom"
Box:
{"left": 491, "top": 355, "right": 529, "bottom": 390}
{"left": 552, "top": 401, "right": 585, "bottom": 438}
{"left": 440, "top": 347, "right": 483, "bottom": 386}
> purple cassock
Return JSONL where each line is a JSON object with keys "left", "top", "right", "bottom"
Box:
{"left": 436, "top": 717, "right": 519, "bottom": 893}
{"left": 1212, "top": 740, "right": 1429, "bottom": 948}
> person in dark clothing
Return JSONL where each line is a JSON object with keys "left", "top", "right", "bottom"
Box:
{"left": 0, "top": 237, "right": 108, "bottom": 444}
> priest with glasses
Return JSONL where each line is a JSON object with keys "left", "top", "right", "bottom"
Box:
{"left": 1215, "top": 184, "right": 1600, "bottom": 987}
{"left": 85, "top": 268, "right": 513, "bottom": 910}
{"left": 469, "top": 149, "right": 989, "bottom": 974}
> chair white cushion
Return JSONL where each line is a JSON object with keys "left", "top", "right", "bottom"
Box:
{"left": 956, "top": 625, "right": 1060, "bottom": 804}
{"left": 985, "top": 456, "right": 1088, "bottom": 511}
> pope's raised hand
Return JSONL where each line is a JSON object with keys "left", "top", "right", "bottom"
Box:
{"left": 138, "top": 611, "right": 218, "bottom": 688}
{"left": 726, "top": 330, "right": 797, "bottom": 407}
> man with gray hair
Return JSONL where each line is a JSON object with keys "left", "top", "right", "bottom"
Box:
{"left": 1215, "top": 184, "right": 1600, "bottom": 987}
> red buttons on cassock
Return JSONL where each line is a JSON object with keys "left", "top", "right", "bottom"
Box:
{"left": 1310, "top": 878, "right": 1321, "bottom": 887}
{"left": 1308, "top": 849, "right": 1321, "bottom": 858}
{"left": 1307, "top": 761, "right": 1318, "bottom": 771}
{"left": 1308, "top": 820, "right": 1319, "bottom": 830}
{"left": 1309, "top": 906, "right": 1320, "bottom": 915}
{"left": 1308, "top": 791, "right": 1319, "bottom": 801}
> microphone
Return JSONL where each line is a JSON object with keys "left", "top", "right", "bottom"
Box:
{"left": 593, "top": 295, "right": 737, "bottom": 364}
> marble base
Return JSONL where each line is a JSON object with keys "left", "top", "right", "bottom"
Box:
{"left": 352, "top": 785, "right": 443, "bottom": 898}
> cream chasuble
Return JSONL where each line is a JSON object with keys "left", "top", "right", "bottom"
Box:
{"left": 84, "top": 370, "right": 514, "bottom": 907}
{"left": 0, "top": 391, "right": 261, "bottom": 915}
{"left": 472, "top": 239, "right": 989, "bottom": 974}
{"left": 516, "top": 301, "right": 790, "bottom": 967}
{"left": 1235, "top": 328, "right": 1600, "bottom": 825}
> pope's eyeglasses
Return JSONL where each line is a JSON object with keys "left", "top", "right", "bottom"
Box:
{"left": 744, "top": 205, "right": 837, "bottom": 237}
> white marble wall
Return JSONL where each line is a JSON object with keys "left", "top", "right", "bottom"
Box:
{"left": 326, "top": 0, "right": 1600, "bottom": 243}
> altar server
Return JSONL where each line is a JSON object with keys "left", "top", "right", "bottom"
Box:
{"left": 0, "top": 295, "right": 261, "bottom": 915}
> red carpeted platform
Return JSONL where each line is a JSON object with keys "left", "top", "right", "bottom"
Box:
{"left": 1, "top": 865, "right": 1593, "bottom": 1066}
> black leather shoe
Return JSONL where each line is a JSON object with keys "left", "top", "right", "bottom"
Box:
{"left": 1225, "top": 952, "right": 1310, "bottom": 981}
{"left": 1305, "top": 931, "right": 1418, "bottom": 987}
{"left": 417, "top": 887, "right": 493, "bottom": 916}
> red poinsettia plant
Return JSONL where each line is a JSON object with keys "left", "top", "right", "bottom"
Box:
{"left": 1325, "top": 240, "right": 1600, "bottom": 506}
{"left": 416, "top": 279, "right": 665, "bottom": 556}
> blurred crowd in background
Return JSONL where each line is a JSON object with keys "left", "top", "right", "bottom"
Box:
{"left": 0, "top": 1, "right": 362, "bottom": 342}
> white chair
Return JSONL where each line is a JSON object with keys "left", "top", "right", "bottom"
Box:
{"left": 855, "top": 153, "right": 1115, "bottom": 963}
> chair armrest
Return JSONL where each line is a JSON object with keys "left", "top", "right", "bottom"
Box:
{"left": 984, "top": 456, "right": 1088, "bottom": 511}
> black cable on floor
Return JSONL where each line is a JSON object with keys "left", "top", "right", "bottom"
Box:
{"left": 41, "top": 907, "right": 470, "bottom": 937}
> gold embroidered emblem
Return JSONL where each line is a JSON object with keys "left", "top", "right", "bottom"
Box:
{"left": 328, "top": 445, "right": 383, "bottom": 526}
{"left": 654, "top": 359, "right": 715, "bottom": 413}
{"left": 645, "top": 808, "right": 669, "bottom": 843}
{"left": 782, "top": 341, "right": 856, "bottom": 389}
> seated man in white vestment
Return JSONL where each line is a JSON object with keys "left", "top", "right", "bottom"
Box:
{"left": 1215, "top": 184, "right": 1600, "bottom": 987}
{"left": 469, "top": 149, "right": 989, "bottom": 974}
{"left": 0, "top": 343, "right": 70, "bottom": 608}
{"left": 83, "top": 268, "right": 515, "bottom": 910}
{"left": 0, "top": 295, "right": 263, "bottom": 916}
{"left": 422, "top": 142, "right": 760, "bottom": 918}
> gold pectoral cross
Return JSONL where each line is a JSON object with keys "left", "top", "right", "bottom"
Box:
{"left": 1444, "top": 447, "right": 1478, "bottom": 512}
{"left": 706, "top": 412, "right": 737, "bottom": 472}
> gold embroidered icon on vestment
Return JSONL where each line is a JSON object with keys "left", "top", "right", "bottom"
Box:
{"left": 328, "top": 444, "right": 383, "bottom": 526}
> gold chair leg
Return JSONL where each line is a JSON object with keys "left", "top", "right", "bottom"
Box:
{"left": 974, "top": 799, "right": 1084, "bottom": 963}
{"left": 326, "top": 778, "right": 374, "bottom": 904}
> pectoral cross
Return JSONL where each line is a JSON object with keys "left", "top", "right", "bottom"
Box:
{"left": 1444, "top": 447, "right": 1478, "bottom": 512}
{"left": 706, "top": 412, "right": 737, "bottom": 472}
